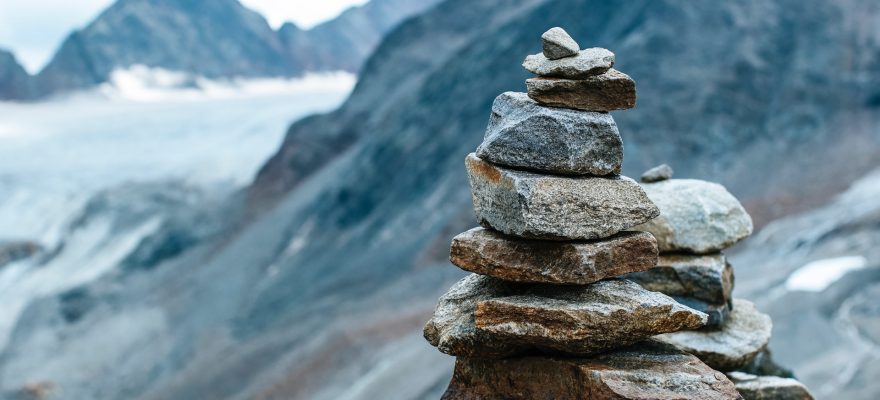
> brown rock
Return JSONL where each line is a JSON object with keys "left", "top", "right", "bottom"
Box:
{"left": 441, "top": 341, "right": 743, "bottom": 400}
{"left": 726, "top": 372, "right": 814, "bottom": 400}
{"left": 625, "top": 253, "right": 733, "bottom": 305}
{"left": 526, "top": 69, "right": 636, "bottom": 112}
{"left": 450, "top": 228, "right": 658, "bottom": 284}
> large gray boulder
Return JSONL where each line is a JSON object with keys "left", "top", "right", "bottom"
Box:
{"left": 726, "top": 372, "right": 814, "bottom": 400}
{"left": 655, "top": 299, "right": 772, "bottom": 371}
{"left": 541, "top": 27, "right": 579, "bottom": 60}
{"left": 635, "top": 179, "right": 753, "bottom": 253}
{"left": 523, "top": 47, "right": 614, "bottom": 79}
{"left": 451, "top": 228, "right": 657, "bottom": 284}
{"left": 423, "top": 274, "right": 707, "bottom": 358}
{"left": 442, "top": 341, "right": 743, "bottom": 400}
{"left": 526, "top": 69, "right": 636, "bottom": 112}
{"left": 625, "top": 253, "right": 733, "bottom": 305}
{"left": 466, "top": 154, "right": 659, "bottom": 240}
{"left": 476, "top": 92, "right": 622, "bottom": 175}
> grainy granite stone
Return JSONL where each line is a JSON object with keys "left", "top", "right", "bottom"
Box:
{"left": 476, "top": 92, "right": 622, "bottom": 175}
{"left": 726, "top": 372, "right": 814, "bottom": 400}
{"left": 441, "top": 341, "right": 743, "bottom": 400}
{"left": 466, "top": 154, "right": 659, "bottom": 240}
{"left": 625, "top": 253, "right": 733, "bottom": 305}
{"left": 423, "top": 274, "right": 707, "bottom": 358}
{"left": 526, "top": 69, "right": 636, "bottom": 112}
{"left": 641, "top": 163, "right": 674, "bottom": 182}
{"left": 541, "top": 27, "right": 579, "bottom": 59}
{"left": 523, "top": 47, "right": 615, "bottom": 79}
{"left": 450, "top": 228, "right": 657, "bottom": 284}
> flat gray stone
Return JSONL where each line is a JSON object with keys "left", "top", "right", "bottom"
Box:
{"left": 635, "top": 179, "right": 753, "bottom": 253}
{"left": 641, "top": 163, "right": 674, "bottom": 182}
{"left": 655, "top": 299, "right": 772, "bottom": 371}
{"left": 451, "top": 228, "right": 657, "bottom": 284}
{"left": 726, "top": 372, "right": 814, "bottom": 400}
{"left": 423, "top": 274, "right": 707, "bottom": 358}
{"left": 466, "top": 154, "right": 659, "bottom": 240}
{"left": 523, "top": 47, "right": 614, "bottom": 79}
{"left": 625, "top": 253, "right": 733, "bottom": 305}
{"left": 526, "top": 69, "right": 636, "bottom": 112}
{"left": 541, "top": 27, "right": 579, "bottom": 59}
{"left": 476, "top": 92, "right": 622, "bottom": 175}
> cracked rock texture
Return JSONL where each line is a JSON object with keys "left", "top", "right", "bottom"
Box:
{"left": 726, "top": 372, "right": 814, "bottom": 400}
{"left": 541, "top": 27, "right": 579, "bottom": 59}
{"left": 523, "top": 47, "right": 615, "bottom": 79}
{"left": 625, "top": 253, "right": 733, "bottom": 305}
{"left": 526, "top": 69, "right": 636, "bottom": 112}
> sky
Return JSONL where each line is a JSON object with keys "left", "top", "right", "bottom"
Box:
{"left": 0, "top": 0, "right": 369, "bottom": 74}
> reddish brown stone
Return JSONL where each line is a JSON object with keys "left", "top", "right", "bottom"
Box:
{"left": 526, "top": 69, "right": 636, "bottom": 112}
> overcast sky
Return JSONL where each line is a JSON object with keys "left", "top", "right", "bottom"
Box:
{"left": 0, "top": 0, "right": 368, "bottom": 74}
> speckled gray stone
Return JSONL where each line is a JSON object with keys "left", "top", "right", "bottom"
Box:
{"left": 625, "top": 253, "right": 733, "bottom": 305}
{"left": 726, "top": 372, "right": 814, "bottom": 400}
{"left": 635, "top": 179, "right": 753, "bottom": 253}
{"left": 641, "top": 164, "right": 674, "bottom": 182}
{"left": 466, "top": 154, "right": 660, "bottom": 240}
{"left": 476, "top": 92, "right": 622, "bottom": 175}
{"left": 655, "top": 299, "right": 772, "bottom": 371}
{"left": 541, "top": 27, "right": 579, "bottom": 59}
{"left": 423, "top": 274, "right": 707, "bottom": 358}
{"left": 526, "top": 69, "right": 636, "bottom": 112}
{"left": 523, "top": 47, "right": 614, "bottom": 79}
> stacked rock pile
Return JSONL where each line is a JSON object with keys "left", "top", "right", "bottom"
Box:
{"left": 627, "top": 165, "right": 814, "bottom": 399}
{"left": 423, "top": 28, "right": 742, "bottom": 399}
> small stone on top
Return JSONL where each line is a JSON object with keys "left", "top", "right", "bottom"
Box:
{"left": 541, "top": 27, "right": 579, "bottom": 60}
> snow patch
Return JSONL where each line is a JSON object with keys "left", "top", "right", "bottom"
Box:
{"left": 785, "top": 256, "right": 869, "bottom": 292}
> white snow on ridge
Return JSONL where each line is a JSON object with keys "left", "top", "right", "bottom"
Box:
{"left": 785, "top": 256, "right": 869, "bottom": 292}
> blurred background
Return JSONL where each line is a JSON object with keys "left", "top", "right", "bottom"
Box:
{"left": 0, "top": 0, "right": 878, "bottom": 399}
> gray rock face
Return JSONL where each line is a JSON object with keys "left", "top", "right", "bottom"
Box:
{"left": 442, "top": 341, "right": 743, "bottom": 400}
{"left": 674, "top": 296, "right": 731, "bottom": 329}
{"left": 423, "top": 274, "right": 707, "bottom": 358}
{"left": 726, "top": 372, "right": 814, "bottom": 400}
{"left": 466, "top": 154, "right": 659, "bottom": 240}
{"left": 641, "top": 163, "right": 674, "bottom": 182}
{"left": 635, "top": 179, "right": 753, "bottom": 253}
{"left": 625, "top": 253, "right": 733, "bottom": 305}
{"left": 475, "top": 92, "right": 622, "bottom": 175}
{"left": 655, "top": 299, "right": 772, "bottom": 371}
{"left": 450, "top": 228, "right": 658, "bottom": 284}
{"left": 526, "top": 69, "right": 636, "bottom": 112}
{"left": 523, "top": 47, "right": 615, "bottom": 79}
{"left": 541, "top": 27, "right": 579, "bottom": 60}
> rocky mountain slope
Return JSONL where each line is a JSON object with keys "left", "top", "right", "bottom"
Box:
{"left": 0, "top": 50, "right": 34, "bottom": 100}
{"left": 1, "top": 0, "right": 878, "bottom": 399}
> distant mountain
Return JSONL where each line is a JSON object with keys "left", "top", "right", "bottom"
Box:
{"left": 0, "top": 49, "right": 34, "bottom": 100}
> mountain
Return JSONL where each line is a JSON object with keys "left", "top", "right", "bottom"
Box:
{"left": 1, "top": 0, "right": 879, "bottom": 399}
{"left": 32, "top": 0, "right": 440, "bottom": 97}
{"left": 0, "top": 49, "right": 34, "bottom": 100}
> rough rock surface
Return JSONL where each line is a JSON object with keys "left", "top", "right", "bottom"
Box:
{"left": 635, "top": 179, "right": 753, "bottom": 253}
{"left": 726, "top": 372, "right": 814, "bottom": 400}
{"left": 441, "top": 341, "right": 743, "bottom": 400}
{"left": 424, "top": 274, "right": 707, "bottom": 358}
{"left": 523, "top": 47, "right": 615, "bottom": 79}
{"left": 641, "top": 163, "right": 674, "bottom": 182}
{"left": 655, "top": 299, "right": 772, "bottom": 371}
{"left": 525, "top": 69, "right": 636, "bottom": 112}
{"left": 541, "top": 27, "right": 579, "bottom": 60}
{"left": 476, "top": 92, "right": 622, "bottom": 175}
{"left": 450, "top": 228, "right": 657, "bottom": 284}
{"left": 625, "top": 253, "right": 733, "bottom": 305}
{"left": 674, "top": 296, "right": 731, "bottom": 329}
{"left": 466, "top": 154, "right": 659, "bottom": 240}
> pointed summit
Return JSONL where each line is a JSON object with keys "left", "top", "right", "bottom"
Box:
{"left": 541, "top": 27, "right": 579, "bottom": 59}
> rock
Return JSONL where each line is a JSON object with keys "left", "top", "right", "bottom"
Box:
{"left": 655, "top": 299, "right": 772, "bottom": 371}
{"left": 466, "top": 154, "right": 659, "bottom": 240}
{"left": 726, "top": 372, "right": 814, "bottom": 400}
{"left": 450, "top": 228, "right": 657, "bottom": 284}
{"left": 476, "top": 92, "right": 622, "bottom": 175}
{"left": 673, "top": 296, "right": 731, "bottom": 329}
{"left": 625, "top": 253, "right": 733, "bottom": 305}
{"left": 424, "top": 274, "right": 707, "bottom": 358}
{"left": 441, "top": 341, "right": 743, "bottom": 400}
{"left": 523, "top": 47, "right": 615, "bottom": 79}
{"left": 0, "top": 241, "right": 42, "bottom": 268}
{"left": 541, "top": 27, "right": 579, "bottom": 60}
{"left": 635, "top": 179, "right": 753, "bottom": 253}
{"left": 738, "top": 349, "right": 796, "bottom": 378}
{"left": 641, "top": 163, "right": 674, "bottom": 182}
{"left": 525, "top": 69, "right": 636, "bottom": 112}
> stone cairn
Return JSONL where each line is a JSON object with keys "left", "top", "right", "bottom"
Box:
{"left": 424, "top": 27, "right": 738, "bottom": 399}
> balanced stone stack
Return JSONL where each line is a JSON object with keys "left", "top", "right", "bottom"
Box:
{"left": 424, "top": 28, "right": 742, "bottom": 399}
{"left": 625, "top": 166, "right": 814, "bottom": 399}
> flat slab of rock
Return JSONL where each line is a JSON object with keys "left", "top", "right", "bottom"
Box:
{"left": 476, "top": 92, "right": 622, "bottom": 175}
{"left": 641, "top": 163, "right": 674, "bottom": 182}
{"left": 526, "top": 69, "right": 636, "bottom": 112}
{"left": 655, "top": 299, "right": 772, "bottom": 371}
{"left": 466, "top": 154, "right": 659, "bottom": 240}
{"left": 635, "top": 179, "right": 753, "bottom": 253}
{"left": 441, "top": 341, "right": 743, "bottom": 400}
{"left": 726, "top": 372, "right": 814, "bottom": 400}
{"left": 451, "top": 228, "right": 657, "bottom": 284}
{"left": 423, "top": 274, "right": 707, "bottom": 358}
{"left": 541, "top": 27, "right": 579, "bottom": 59}
{"left": 523, "top": 47, "right": 614, "bottom": 79}
{"left": 625, "top": 253, "right": 733, "bottom": 305}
